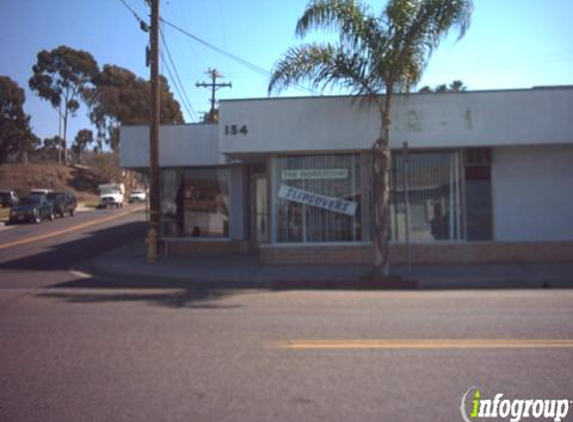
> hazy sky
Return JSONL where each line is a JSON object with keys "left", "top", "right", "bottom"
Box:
{"left": 1, "top": 0, "right": 572, "bottom": 144}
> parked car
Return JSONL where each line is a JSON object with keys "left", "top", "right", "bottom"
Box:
{"left": 128, "top": 190, "right": 147, "bottom": 203}
{"left": 47, "top": 192, "right": 77, "bottom": 217}
{"left": 29, "top": 188, "right": 52, "bottom": 196}
{"left": 9, "top": 195, "right": 55, "bottom": 224}
{"left": 0, "top": 190, "right": 19, "bottom": 207}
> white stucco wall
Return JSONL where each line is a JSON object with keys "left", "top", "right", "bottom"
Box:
{"left": 219, "top": 87, "right": 573, "bottom": 154}
{"left": 120, "top": 124, "right": 223, "bottom": 168}
{"left": 492, "top": 145, "right": 573, "bottom": 241}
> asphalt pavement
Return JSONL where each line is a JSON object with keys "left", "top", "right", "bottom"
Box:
{"left": 1, "top": 286, "right": 572, "bottom": 422}
{"left": 0, "top": 206, "right": 572, "bottom": 422}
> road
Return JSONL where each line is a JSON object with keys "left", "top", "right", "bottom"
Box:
{"left": 0, "top": 207, "right": 572, "bottom": 422}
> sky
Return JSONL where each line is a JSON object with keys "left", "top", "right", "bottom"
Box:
{"left": 1, "top": 0, "right": 572, "bottom": 146}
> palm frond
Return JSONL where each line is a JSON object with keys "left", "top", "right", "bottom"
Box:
{"left": 296, "top": 0, "right": 380, "bottom": 51}
{"left": 382, "top": 0, "right": 473, "bottom": 91}
{"left": 270, "top": 0, "right": 473, "bottom": 98}
{"left": 268, "top": 43, "right": 376, "bottom": 97}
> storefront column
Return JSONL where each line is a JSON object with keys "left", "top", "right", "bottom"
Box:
{"left": 269, "top": 156, "right": 278, "bottom": 244}
{"left": 229, "top": 164, "right": 248, "bottom": 241}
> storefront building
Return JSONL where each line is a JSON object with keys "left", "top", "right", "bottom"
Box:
{"left": 120, "top": 86, "right": 573, "bottom": 264}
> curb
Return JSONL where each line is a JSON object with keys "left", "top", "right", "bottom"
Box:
{"left": 71, "top": 261, "right": 272, "bottom": 290}
{"left": 418, "top": 277, "right": 573, "bottom": 290}
{"left": 73, "top": 256, "right": 417, "bottom": 291}
{"left": 71, "top": 257, "right": 573, "bottom": 291}
{"left": 65, "top": 238, "right": 573, "bottom": 292}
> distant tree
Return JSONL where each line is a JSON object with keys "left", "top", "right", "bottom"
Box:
{"left": 0, "top": 76, "right": 38, "bottom": 164}
{"left": 202, "top": 109, "right": 219, "bottom": 124}
{"left": 29, "top": 46, "right": 98, "bottom": 165}
{"left": 42, "top": 135, "right": 64, "bottom": 161}
{"left": 43, "top": 135, "right": 64, "bottom": 152}
{"left": 435, "top": 83, "right": 448, "bottom": 92}
{"left": 419, "top": 79, "right": 467, "bottom": 93}
{"left": 71, "top": 129, "right": 93, "bottom": 163}
{"left": 449, "top": 80, "right": 466, "bottom": 91}
{"left": 269, "top": 0, "right": 473, "bottom": 276}
{"left": 85, "top": 65, "right": 184, "bottom": 153}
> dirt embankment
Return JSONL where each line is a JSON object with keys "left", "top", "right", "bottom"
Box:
{"left": 0, "top": 162, "right": 143, "bottom": 203}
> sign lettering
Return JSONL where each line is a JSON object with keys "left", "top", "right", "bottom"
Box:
{"left": 282, "top": 168, "right": 348, "bottom": 180}
{"left": 278, "top": 185, "right": 357, "bottom": 216}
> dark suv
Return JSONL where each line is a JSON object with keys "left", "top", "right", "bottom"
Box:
{"left": 0, "top": 190, "right": 19, "bottom": 207}
{"left": 9, "top": 195, "right": 54, "bottom": 224}
{"left": 47, "top": 192, "right": 77, "bottom": 218}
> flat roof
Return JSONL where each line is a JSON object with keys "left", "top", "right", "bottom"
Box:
{"left": 220, "top": 85, "right": 573, "bottom": 104}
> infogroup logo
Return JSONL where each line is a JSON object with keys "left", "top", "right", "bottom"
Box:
{"left": 460, "top": 387, "right": 571, "bottom": 422}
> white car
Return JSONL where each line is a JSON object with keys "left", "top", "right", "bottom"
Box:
{"left": 128, "top": 190, "right": 147, "bottom": 203}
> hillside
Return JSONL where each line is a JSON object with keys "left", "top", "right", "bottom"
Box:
{"left": 0, "top": 161, "right": 143, "bottom": 204}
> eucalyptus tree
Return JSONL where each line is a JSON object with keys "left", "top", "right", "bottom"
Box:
{"left": 85, "top": 65, "right": 184, "bottom": 153}
{"left": 72, "top": 129, "right": 94, "bottom": 163}
{"left": 268, "top": 0, "right": 473, "bottom": 276}
{"left": 29, "top": 46, "right": 98, "bottom": 165}
{"left": 0, "top": 76, "right": 38, "bottom": 163}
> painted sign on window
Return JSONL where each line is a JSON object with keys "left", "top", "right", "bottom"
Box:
{"left": 281, "top": 168, "right": 348, "bottom": 180}
{"left": 278, "top": 185, "right": 357, "bottom": 216}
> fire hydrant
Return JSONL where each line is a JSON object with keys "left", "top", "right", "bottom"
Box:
{"left": 146, "top": 226, "right": 159, "bottom": 263}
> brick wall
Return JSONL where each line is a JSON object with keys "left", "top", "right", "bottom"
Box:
{"left": 259, "top": 242, "right": 573, "bottom": 265}
{"left": 164, "top": 239, "right": 248, "bottom": 255}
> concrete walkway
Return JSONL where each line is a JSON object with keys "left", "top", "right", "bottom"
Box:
{"left": 80, "top": 238, "right": 573, "bottom": 290}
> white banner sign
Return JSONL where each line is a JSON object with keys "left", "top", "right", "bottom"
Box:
{"left": 278, "top": 185, "right": 357, "bottom": 216}
{"left": 281, "top": 168, "right": 348, "bottom": 180}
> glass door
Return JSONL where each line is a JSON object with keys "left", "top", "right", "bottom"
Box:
{"left": 250, "top": 164, "right": 269, "bottom": 245}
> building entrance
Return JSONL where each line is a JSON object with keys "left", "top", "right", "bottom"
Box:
{"left": 249, "top": 163, "right": 268, "bottom": 246}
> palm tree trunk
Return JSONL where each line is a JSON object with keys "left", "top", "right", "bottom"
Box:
{"left": 373, "top": 97, "right": 392, "bottom": 277}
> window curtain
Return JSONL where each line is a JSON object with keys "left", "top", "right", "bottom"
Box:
{"left": 390, "top": 150, "right": 463, "bottom": 242}
{"left": 274, "top": 154, "right": 362, "bottom": 243}
{"left": 161, "top": 169, "right": 184, "bottom": 237}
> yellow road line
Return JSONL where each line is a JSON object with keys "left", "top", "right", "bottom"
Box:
{"left": 270, "top": 339, "right": 573, "bottom": 350}
{"left": 0, "top": 209, "right": 139, "bottom": 251}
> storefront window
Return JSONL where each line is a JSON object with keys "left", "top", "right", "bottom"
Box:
{"left": 273, "top": 154, "right": 362, "bottom": 243}
{"left": 161, "top": 168, "right": 229, "bottom": 238}
{"left": 390, "top": 150, "right": 463, "bottom": 242}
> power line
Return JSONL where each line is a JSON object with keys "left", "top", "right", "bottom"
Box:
{"left": 118, "top": 0, "right": 320, "bottom": 96}
{"left": 160, "top": 28, "right": 198, "bottom": 121}
{"left": 159, "top": 48, "right": 197, "bottom": 122}
{"left": 117, "top": 0, "right": 148, "bottom": 30}
{"left": 117, "top": 0, "right": 197, "bottom": 122}
{"left": 117, "top": 0, "right": 140, "bottom": 20}
{"left": 160, "top": 18, "right": 321, "bottom": 96}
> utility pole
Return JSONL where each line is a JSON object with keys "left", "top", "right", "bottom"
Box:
{"left": 146, "top": 0, "right": 161, "bottom": 263}
{"left": 195, "top": 68, "right": 231, "bottom": 123}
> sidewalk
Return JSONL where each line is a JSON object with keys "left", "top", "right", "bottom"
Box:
{"left": 80, "top": 239, "right": 573, "bottom": 290}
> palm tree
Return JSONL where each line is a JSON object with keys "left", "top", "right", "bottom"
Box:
{"left": 268, "top": 0, "right": 473, "bottom": 277}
